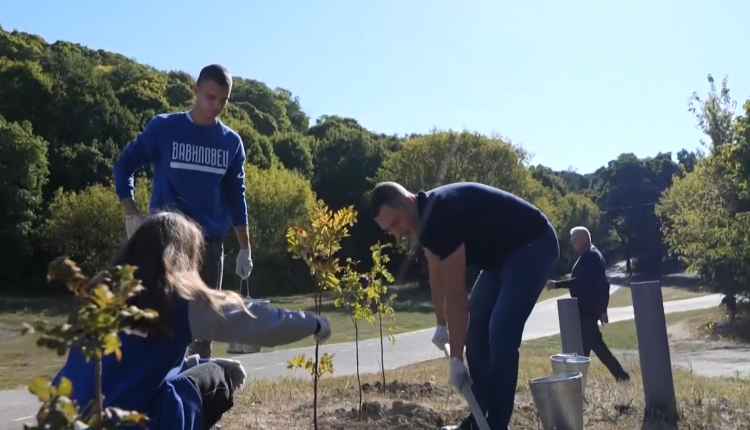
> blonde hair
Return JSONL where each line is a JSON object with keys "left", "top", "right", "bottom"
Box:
{"left": 113, "top": 211, "right": 252, "bottom": 334}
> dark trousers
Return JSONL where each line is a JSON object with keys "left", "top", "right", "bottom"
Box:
{"left": 466, "top": 224, "right": 560, "bottom": 429}
{"left": 180, "top": 361, "right": 236, "bottom": 430}
{"left": 188, "top": 239, "right": 225, "bottom": 358}
{"left": 580, "top": 312, "right": 628, "bottom": 379}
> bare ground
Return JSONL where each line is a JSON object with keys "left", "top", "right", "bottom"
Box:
{"left": 223, "top": 349, "right": 750, "bottom": 430}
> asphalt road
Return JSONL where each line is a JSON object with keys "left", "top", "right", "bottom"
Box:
{"left": 1, "top": 286, "right": 723, "bottom": 429}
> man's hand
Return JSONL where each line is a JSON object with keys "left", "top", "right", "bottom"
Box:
{"left": 125, "top": 214, "right": 144, "bottom": 239}
{"left": 431, "top": 325, "right": 449, "bottom": 351}
{"left": 449, "top": 357, "right": 472, "bottom": 391}
{"left": 313, "top": 315, "right": 332, "bottom": 344}
{"left": 599, "top": 312, "right": 609, "bottom": 325}
{"left": 545, "top": 280, "right": 556, "bottom": 291}
{"left": 235, "top": 248, "right": 253, "bottom": 279}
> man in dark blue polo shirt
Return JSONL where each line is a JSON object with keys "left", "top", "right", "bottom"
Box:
{"left": 547, "top": 226, "right": 630, "bottom": 382}
{"left": 371, "top": 181, "right": 560, "bottom": 430}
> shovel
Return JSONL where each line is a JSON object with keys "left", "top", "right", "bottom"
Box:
{"left": 442, "top": 344, "right": 491, "bottom": 430}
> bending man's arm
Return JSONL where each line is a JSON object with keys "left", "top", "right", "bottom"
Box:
{"left": 424, "top": 248, "right": 447, "bottom": 326}
{"left": 223, "top": 141, "right": 250, "bottom": 249}
{"left": 440, "top": 244, "right": 468, "bottom": 359}
{"left": 188, "top": 296, "right": 319, "bottom": 347}
{"left": 113, "top": 116, "right": 162, "bottom": 214}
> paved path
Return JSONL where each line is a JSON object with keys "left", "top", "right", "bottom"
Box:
{"left": 1, "top": 287, "right": 723, "bottom": 429}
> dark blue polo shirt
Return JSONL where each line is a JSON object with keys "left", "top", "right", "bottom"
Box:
{"left": 417, "top": 182, "right": 550, "bottom": 270}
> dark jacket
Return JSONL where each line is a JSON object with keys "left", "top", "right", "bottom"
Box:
{"left": 553, "top": 246, "right": 610, "bottom": 315}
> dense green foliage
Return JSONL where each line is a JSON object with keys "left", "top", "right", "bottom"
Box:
{"left": 2, "top": 25, "right": 745, "bottom": 297}
{"left": 657, "top": 75, "right": 750, "bottom": 296}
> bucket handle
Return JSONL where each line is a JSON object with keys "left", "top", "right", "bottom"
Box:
{"left": 562, "top": 352, "right": 578, "bottom": 366}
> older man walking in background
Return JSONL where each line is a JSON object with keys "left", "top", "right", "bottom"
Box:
{"left": 547, "top": 226, "right": 630, "bottom": 382}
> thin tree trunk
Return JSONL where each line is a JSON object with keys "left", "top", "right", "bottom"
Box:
{"left": 93, "top": 356, "right": 103, "bottom": 422}
{"left": 354, "top": 319, "right": 362, "bottom": 413}
{"left": 379, "top": 312, "right": 386, "bottom": 391}
{"left": 312, "top": 289, "right": 323, "bottom": 430}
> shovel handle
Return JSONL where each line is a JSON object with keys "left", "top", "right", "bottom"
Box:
{"left": 443, "top": 344, "right": 491, "bottom": 430}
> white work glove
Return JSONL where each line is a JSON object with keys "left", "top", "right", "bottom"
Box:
{"left": 431, "top": 324, "right": 449, "bottom": 351}
{"left": 313, "top": 315, "right": 332, "bottom": 344}
{"left": 182, "top": 355, "right": 247, "bottom": 390}
{"left": 449, "top": 357, "right": 473, "bottom": 392}
{"left": 212, "top": 358, "right": 248, "bottom": 390}
{"left": 124, "top": 214, "right": 144, "bottom": 239}
{"left": 235, "top": 248, "right": 254, "bottom": 279}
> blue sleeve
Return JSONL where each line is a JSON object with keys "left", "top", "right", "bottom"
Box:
{"left": 113, "top": 116, "right": 163, "bottom": 200}
{"left": 222, "top": 137, "right": 248, "bottom": 227}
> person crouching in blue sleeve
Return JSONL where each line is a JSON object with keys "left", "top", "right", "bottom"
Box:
{"left": 112, "top": 64, "right": 254, "bottom": 359}
{"left": 51, "top": 212, "right": 332, "bottom": 430}
{"left": 370, "top": 181, "right": 560, "bottom": 430}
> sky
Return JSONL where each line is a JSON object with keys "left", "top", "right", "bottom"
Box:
{"left": 2, "top": 0, "right": 749, "bottom": 173}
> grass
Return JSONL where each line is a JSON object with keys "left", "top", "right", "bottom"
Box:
{"left": 0, "top": 283, "right": 712, "bottom": 390}
{"left": 222, "top": 284, "right": 568, "bottom": 355}
{"left": 0, "top": 297, "right": 73, "bottom": 390}
{"left": 607, "top": 285, "right": 709, "bottom": 308}
{"left": 8, "top": 295, "right": 749, "bottom": 429}
{"left": 224, "top": 331, "right": 750, "bottom": 429}
{"left": 524, "top": 308, "right": 727, "bottom": 353}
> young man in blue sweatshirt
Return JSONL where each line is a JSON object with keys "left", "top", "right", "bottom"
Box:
{"left": 371, "top": 181, "right": 560, "bottom": 430}
{"left": 547, "top": 226, "right": 630, "bottom": 382}
{"left": 113, "top": 64, "right": 253, "bottom": 359}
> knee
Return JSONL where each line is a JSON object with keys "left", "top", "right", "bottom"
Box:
{"left": 465, "top": 320, "right": 490, "bottom": 352}
{"left": 488, "top": 319, "right": 524, "bottom": 356}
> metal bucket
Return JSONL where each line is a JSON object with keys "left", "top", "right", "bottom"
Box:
{"left": 550, "top": 353, "right": 591, "bottom": 398}
{"left": 529, "top": 372, "right": 584, "bottom": 430}
{"left": 227, "top": 299, "right": 270, "bottom": 354}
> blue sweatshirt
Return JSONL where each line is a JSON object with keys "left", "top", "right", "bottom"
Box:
{"left": 113, "top": 112, "right": 248, "bottom": 239}
{"left": 553, "top": 246, "right": 610, "bottom": 315}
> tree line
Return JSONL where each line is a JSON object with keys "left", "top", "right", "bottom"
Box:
{"left": 1, "top": 24, "right": 746, "bottom": 297}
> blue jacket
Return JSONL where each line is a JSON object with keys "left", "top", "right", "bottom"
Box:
{"left": 553, "top": 246, "right": 610, "bottom": 315}
{"left": 52, "top": 296, "right": 200, "bottom": 430}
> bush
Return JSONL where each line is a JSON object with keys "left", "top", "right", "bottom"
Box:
{"left": 40, "top": 181, "right": 151, "bottom": 273}
{"left": 223, "top": 165, "right": 318, "bottom": 295}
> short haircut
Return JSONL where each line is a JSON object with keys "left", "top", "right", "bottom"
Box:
{"left": 197, "top": 64, "right": 232, "bottom": 88}
{"left": 570, "top": 226, "right": 591, "bottom": 241}
{"left": 370, "top": 182, "right": 409, "bottom": 217}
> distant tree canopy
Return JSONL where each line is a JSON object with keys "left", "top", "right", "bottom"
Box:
{"left": 1, "top": 27, "right": 746, "bottom": 297}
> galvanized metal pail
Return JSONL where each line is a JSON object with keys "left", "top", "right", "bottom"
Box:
{"left": 227, "top": 298, "right": 271, "bottom": 354}
{"left": 550, "top": 353, "right": 591, "bottom": 397}
{"left": 529, "top": 372, "right": 584, "bottom": 430}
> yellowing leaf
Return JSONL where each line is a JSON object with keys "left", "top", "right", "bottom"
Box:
{"left": 28, "top": 377, "right": 51, "bottom": 401}
{"left": 57, "top": 376, "right": 73, "bottom": 397}
{"left": 103, "top": 332, "right": 122, "bottom": 360}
